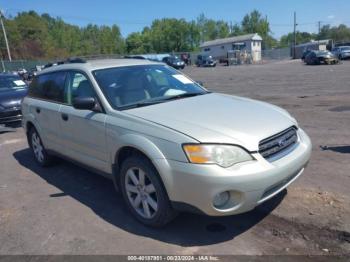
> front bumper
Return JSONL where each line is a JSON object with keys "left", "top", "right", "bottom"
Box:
{"left": 172, "top": 64, "right": 185, "bottom": 69}
{"left": 204, "top": 62, "right": 216, "bottom": 67}
{"left": 154, "top": 128, "right": 312, "bottom": 216}
{"left": 341, "top": 53, "right": 350, "bottom": 59}
{"left": 0, "top": 108, "right": 22, "bottom": 124}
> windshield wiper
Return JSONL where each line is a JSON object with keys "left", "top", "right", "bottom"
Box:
{"left": 119, "top": 92, "right": 209, "bottom": 110}
{"left": 162, "top": 92, "right": 207, "bottom": 101}
{"left": 119, "top": 100, "right": 165, "bottom": 110}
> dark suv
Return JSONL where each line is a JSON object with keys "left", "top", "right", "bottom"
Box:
{"left": 196, "top": 55, "right": 216, "bottom": 67}
{"left": 162, "top": 56, "right": 185, "bottom": 69}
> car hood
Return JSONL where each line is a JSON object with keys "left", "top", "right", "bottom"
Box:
{"left": 317, "top": 54, "right": 334, "bottom": 58}
{"left": 0, "top": 88, "right": 27, "bottom": 108}
{"left": 124, "top": 93, "right": 297, "bottom": 151}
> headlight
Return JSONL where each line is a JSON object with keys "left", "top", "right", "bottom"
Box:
{"left": 183, "top": 144, "right": 253, "bottom": 168}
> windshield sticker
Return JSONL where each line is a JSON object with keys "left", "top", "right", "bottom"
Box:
{"left": 13, "top": 80, "right": 26, "bottom": 86}
{"left": 164, "top": 89, "right": 186, "bottom": 96}
{"left": 172, "top": 74, "right": 193, "bottom": 84}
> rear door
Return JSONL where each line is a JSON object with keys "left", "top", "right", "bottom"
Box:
{"left": 59, "top": 71, "right": 109, "bottom": 173}
{"left": 27, "top": 72, "right": 67, "bottom": 152}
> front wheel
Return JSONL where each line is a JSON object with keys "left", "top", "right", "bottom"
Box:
{"left": 28, "top": 127, "right": 53, "bottom": 167}
{"left": 120, "top": 155, "right": 176, "bottom": 227}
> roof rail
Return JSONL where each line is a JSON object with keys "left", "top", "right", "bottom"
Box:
{"left": 43, "top": 57, "right": 86, "bottom": 69}
{"left": 66, "top": 57, "right": 86, "bottom": 63}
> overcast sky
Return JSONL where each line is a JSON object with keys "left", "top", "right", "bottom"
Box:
{"left": 1, "top": 0, "right": 349, "bottom": 39}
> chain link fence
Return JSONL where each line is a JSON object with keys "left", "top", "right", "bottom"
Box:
{"left": 261, "top": 47, "right": 291, "bottom": 62}
{"left": 1, "top": 59, "right": 49, "bottom": 72}
{"left": 1, "top": 47, "right": 292, "bottom": 73}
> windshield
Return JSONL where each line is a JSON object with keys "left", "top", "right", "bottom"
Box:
{"left": 169, "top": 56, "right": 181, "bottom": 62}
{"left": 93, "top": 64, "right": 207, "bottom": 110}
{"left": 0, "top": 75, "right": 27, "bottom": 91}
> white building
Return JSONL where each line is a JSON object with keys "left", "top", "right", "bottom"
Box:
{"left": 200, "top": 33, "right": 263, "bottom": 62}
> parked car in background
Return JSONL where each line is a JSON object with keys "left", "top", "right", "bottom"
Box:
{"left": 196, "top": 55, "right": 217, "bottom": 67}
{"left": 22, "top": 58, "right": 311, "bottom": 227}
{"left": 0, "top": 74, "right": 28, "bottom": 124}
{"left": 124, "top": 55, "right": 146, "bottom": 60}
{"left": 332, "top": 46, "right": 350, "bottom": 60}
{"left": 304, "top": 50, "right": 338, "bottom": 65}
{"left": 301, "top": 49, "right": 313, "bottom": 61}
{"left": 162, "top": 55, "right": 185, "bottom": 69}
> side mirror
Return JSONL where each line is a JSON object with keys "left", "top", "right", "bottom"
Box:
{"left": 72, "top": 97, "right": 96, "bottom": 110}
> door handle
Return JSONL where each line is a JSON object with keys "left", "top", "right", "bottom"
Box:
{"left": 36, "top": 107, "right": 41, "bottom": 114}
{"left": 61, "top": 113, "right": 69, "bottom": 121}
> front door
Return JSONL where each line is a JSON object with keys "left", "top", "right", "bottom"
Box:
{"left": 59, "top": 71, "right": 109, "bottom": 173}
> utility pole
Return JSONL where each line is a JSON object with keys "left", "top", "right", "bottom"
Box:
{"left": 293, "top": 11, "right": 297, "bottom": 59}
{"left": 318, "top": 21, "right": 321, "bottom": 46}
{"left": 0, "top": 10, "right": 12, "bottom": 61}
{"left": 318, "top": 21, "right": 321, "bottom": 36}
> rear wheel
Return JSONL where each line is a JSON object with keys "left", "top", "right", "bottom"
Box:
{"left": 28, "top": 127, "right": 53, "bottom": 167}
{"left": 120, "top": 154, "right": 176, "bottom": 227}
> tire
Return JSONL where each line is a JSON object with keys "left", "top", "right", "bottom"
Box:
{"left": 28, "top": 127, "right": 54, "bottom": 167}
{"left": 120, "top": 154, "right": 176, "bottom": 227}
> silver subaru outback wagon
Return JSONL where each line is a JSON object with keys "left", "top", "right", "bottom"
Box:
{"left": 22, "top": 58, "right": 312, "bottom": 227}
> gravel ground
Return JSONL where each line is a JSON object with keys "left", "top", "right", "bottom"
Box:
{"left": 0, "top": 60, "right": 349, "bottom": 255}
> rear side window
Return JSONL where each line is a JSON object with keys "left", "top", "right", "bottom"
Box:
{"left": 28, "top": 71, "right": 66, "bottom": 103}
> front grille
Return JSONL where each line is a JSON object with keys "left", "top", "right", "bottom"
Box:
{"left": 259, "top": 126, "right": 298, "bottom": 160}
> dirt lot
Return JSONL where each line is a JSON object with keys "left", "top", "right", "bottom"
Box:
{"left": 0, "top": 60, "right": 349, "bottom": 255}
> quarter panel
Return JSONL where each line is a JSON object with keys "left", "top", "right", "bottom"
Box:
{"left": 23, "top": 97, "right": 63, "bottom": 152}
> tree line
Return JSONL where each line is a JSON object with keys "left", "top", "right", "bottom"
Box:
{"left": 1, "top": 10, "right": 350, "bottom": 60}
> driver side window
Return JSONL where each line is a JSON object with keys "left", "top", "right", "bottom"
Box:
{"left": 64, "top": 71, "right": 96, "bottom": 105}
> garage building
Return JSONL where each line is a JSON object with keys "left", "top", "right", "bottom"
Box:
{"left": 200, "top": 33, "right": 263, "bottom": 62}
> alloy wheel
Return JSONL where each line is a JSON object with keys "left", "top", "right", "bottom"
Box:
{"left": 125, "top": 167, "right": 158, "bottom": 219}
{"left": 31, "top": 132, "right": 44, "bottom": 163}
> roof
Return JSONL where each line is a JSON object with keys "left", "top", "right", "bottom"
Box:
{"left": 39, "top": 59, "right": 163, "bottom": 75}
{"left": 200, "top": 33, "right": 262, "bottom": 48}
{"left": 295, "top": 39, "right": 331, "bottom": 48}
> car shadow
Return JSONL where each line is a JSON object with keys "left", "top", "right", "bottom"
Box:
{"left": 13, "top": 148, "right": 286, "bottom": 246}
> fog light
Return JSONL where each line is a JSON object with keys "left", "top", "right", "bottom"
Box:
{"left": 213, "top": 191, "right": 230, "bottom": 208}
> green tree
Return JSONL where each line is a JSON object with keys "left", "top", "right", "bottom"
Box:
{"left": 279, "top": 31, "right": 317, "bottom": 48}
{"left": 229, "top": 23, "right": 242, "bottom": 36}
{"left": 319, "top": 24, "right": 350, "bottom": 42}
{"left": 1, "top": 11, "right": 125, "bottom": 59}
{"left": 196, "top": 14, "right": 230, "bottom": 41}
{"left": 241, "top": 10, "right": 276, "bottom": 48}
{"left": 126, "top": 32, "right": 145, "bottom": 54}
{"left": 148, "top": 18, "right": 193, "bottom": 53}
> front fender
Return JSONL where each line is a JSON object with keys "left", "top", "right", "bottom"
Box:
{"left": 111, "top": 133, "right": 167, "bottom": 164}
{"left": 109, "top": 133, "right": 177, "bottom": 194}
